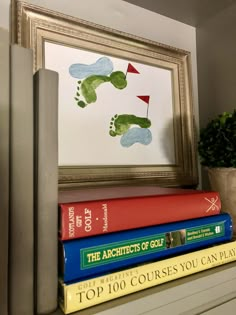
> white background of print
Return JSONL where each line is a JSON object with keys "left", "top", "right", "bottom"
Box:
{"left": 45, "top": 41, "right": 175, "bottom": 166}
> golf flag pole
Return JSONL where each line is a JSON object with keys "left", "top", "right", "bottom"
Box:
{"left": 137, "top": 95, "right": 150, "bottom": 117}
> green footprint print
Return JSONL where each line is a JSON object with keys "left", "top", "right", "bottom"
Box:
{"left": 75, "top": 71, "right": 127, "bottom": 108}
{"left": 109, "top": 114, "right": 151, "bottom": 137}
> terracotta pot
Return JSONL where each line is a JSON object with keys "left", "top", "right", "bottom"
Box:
{"left": 207, "top": 167, "right": 236, "bottom": 235}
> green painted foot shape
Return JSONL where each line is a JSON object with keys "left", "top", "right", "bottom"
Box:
{"left": 75, "top": 71, "right": 127, "bottom": 108}
{"left": 109, "top": 114, "right": 151, "bottom": 137}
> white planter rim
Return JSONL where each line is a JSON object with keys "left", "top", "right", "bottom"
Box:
{"left": 206, "top": 167, "right": 236, "bottom": 172}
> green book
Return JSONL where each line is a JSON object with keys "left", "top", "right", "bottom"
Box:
{"left": 34, "top": 68, "right": 59, "bottom": 314}
{"left": 9, "top": 44, "right": 34, "bottom": 315}
{"left": 0, "top": 28, "right": 10, "bottom": 315}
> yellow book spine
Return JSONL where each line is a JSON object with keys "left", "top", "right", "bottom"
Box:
{"left": 59, "top": 241, "right": 236, "bottom": 314}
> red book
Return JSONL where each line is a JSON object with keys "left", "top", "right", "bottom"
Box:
{"left": 58, "top": 186, "right": 221, "bottom": 240}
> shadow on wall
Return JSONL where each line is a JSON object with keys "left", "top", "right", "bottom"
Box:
{"left": 197, "top": 3, "right": 236, "bottom": 190}
{"left": 160, "top": 113, "right": 199, "bottom": 188}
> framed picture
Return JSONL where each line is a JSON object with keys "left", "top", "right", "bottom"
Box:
{"left": 13, "top": 1, "right": 198, "bottom": 189}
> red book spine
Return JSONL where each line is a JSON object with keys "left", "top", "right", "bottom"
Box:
{"left": 59, "top": 191, "right": 221, "bottom": 240}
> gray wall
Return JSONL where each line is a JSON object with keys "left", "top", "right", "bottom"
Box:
{"left": 197, "top": 4, "right": 236, "bottom": 127}
{"left": 197, "top": 3, "right": 236, "bottom": 188}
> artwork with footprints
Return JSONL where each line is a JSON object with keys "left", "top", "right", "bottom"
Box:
{"left": 70, "top": 58, "right": 152, "bottom": 147}
{"left": 45, "top": 42, "right": 175, "bottom": 166}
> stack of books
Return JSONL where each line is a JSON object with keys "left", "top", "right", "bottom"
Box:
{"left": 57, "top": 185, "right": 236, "bottom": 314}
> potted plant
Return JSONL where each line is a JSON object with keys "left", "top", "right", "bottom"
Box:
{"left": 198, "top": 110, "right": 236, "bottom": 233}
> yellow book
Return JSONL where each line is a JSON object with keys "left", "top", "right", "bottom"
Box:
{"left": 59, "top": 240, "right": 236, "bottom": 314}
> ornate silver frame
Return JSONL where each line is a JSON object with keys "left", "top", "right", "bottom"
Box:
{"left": 13, "top": 1, "right": 198, "bottom": 189}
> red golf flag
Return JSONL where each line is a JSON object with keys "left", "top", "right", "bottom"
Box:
{"left": 127, "top": 63, "right": 139, "bottom": 74}
{"left": 137, "top": 95, "right": 150, "bottom": 104}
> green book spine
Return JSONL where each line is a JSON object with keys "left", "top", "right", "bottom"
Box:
{"left": 0, "top": 28, "right": 10, "bottom": 315}
{"left": 34, "top": 69, "right": 59, "bottom": 314}
{"left": 9, "top": 44, "right": 34, "bottom": 315}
